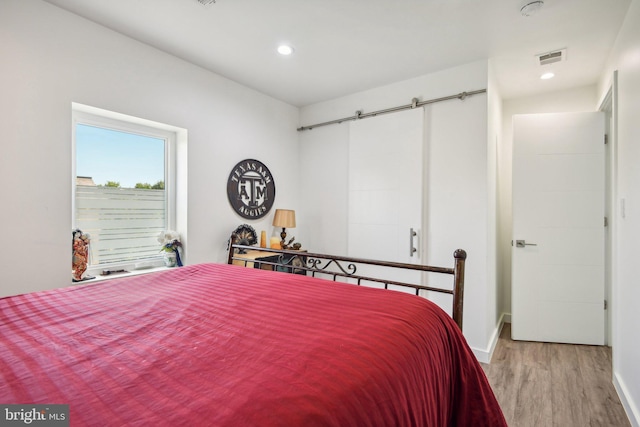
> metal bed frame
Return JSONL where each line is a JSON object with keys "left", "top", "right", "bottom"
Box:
{"left": 227, "top": 237, "right": 467, "bottom": 330}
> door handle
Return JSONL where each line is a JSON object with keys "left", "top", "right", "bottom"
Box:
{"left": 410, "top": 228, "right": 417, "bottom": 257}
{"left": 515, "top": 239, "right": 537, "bottom": 248}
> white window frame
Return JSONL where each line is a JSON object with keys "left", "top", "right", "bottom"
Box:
{"left": 72, "top": 103, "right": 177, "bottom": 274}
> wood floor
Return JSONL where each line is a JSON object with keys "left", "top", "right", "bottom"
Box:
{"left": 481, "top": 323, "right": 630, "bottom": 427}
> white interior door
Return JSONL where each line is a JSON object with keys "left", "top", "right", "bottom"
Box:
{"left": 512, "top": 112, "right": 605, "bottom": 345}
{"left": 348, "top": 109, "right": 423, "bottom": 285}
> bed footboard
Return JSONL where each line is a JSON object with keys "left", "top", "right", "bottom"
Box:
{"left": 227, "top": 237, "right": 467, "bottom": 330}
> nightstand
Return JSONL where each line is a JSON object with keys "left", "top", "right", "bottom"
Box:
{"left": 232, "top": 249, "right": 307, "bottom": 275}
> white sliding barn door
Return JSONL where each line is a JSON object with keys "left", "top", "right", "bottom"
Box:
{"left": 512, "top": 112, "right": 605, "bottom": 345}
{"left": 348, "top": 109, "right": 423, "bottom": 286}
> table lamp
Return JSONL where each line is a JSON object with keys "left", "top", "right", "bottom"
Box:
{"left": 272, "top": 209, "right": 296, "bottom": 249}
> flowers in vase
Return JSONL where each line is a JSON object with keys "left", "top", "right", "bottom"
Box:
{"left": 158, "top": 230, "right": 183, "bottom": 267}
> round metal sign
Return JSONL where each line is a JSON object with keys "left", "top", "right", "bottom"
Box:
{"left": 226, "top": 159, "right": 276, "bottom": 220}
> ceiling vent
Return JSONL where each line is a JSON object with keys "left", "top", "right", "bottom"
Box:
{"left": 536, "top": 49, "right": 567, "bottom": 66}
{"left": 196, "top": 0, "right": 216, "bottom": 6}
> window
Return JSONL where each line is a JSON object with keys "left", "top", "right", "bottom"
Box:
{"left": 72, "top": 105, "right": 177, "bottom": 272}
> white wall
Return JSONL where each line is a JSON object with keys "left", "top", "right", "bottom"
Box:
{"left": 0, "top": 0, "right": 300, "bottom": 297}
{"left": 498, "top": 85, "right": 599, "bottom": 319}
{"left": 598, "top": 0, "right": 640, "bottom": 424}
{"left": 299, "top": 60, "right": 500, "bottom": 360}
{"left": 487, "top": 60, "right": 502, "bottom": 351}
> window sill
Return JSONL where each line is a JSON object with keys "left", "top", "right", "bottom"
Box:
{"left": 72, "top": 266, "right": 172, "bottom": 285}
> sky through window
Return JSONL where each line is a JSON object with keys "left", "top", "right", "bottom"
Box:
{"left": 76, "top": 124, "right": 165, "bottom": 188}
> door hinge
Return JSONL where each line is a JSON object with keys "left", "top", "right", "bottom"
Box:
{"left": 604, "top": 134, "right": 609, "bottom": 145}
{"left": 604, "top": 300, "right": 608, "bottom": 310}
{"left": 604, "top": 216, "right": 608, "bottom": 227}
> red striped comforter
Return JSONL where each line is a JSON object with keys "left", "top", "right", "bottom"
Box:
{"left": 0, "top": 263, "right": 506, "bottom": 426}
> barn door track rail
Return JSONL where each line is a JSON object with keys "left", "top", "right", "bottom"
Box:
{"left": 297, "top": 88, "right": 487, "bottom": 132}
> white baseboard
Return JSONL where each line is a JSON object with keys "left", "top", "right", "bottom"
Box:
{"left": 470, "top": 313, "right": 506, "bottom": 364}
{"left": 613, "top": 372, "right": 640, "bottom": 427}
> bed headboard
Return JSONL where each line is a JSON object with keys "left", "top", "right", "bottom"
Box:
{"left": 227, "top": 237, "right": 466, "bottom": 330}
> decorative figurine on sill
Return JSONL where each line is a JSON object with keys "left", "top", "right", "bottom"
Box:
{"left": 72, "top": 228, "right": 93, "bottom": 282}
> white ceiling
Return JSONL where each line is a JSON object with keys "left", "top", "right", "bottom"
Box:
{"left": 43, "top": 0, "right": 631, "bottom": 107}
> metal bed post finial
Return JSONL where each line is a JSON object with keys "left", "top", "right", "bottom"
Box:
{"left": 452, "top": 249, "right": 467, "bottom": 331}
{"left": 226, "top": 234, "right": 238, "bottom": 265}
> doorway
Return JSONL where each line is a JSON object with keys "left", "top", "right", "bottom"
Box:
{"left": 599, "top": 72, "right": 618, "bottom": 347}
{"left": 511, "top": 111, "right": 605, "bottom": 345}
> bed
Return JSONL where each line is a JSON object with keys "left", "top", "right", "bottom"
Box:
{"left": 0, "top": 244, "right": 506, "bottom": 426}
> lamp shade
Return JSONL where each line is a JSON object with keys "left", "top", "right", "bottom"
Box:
{"left": 272, "top": 209, "right": 296, "bottom": 228}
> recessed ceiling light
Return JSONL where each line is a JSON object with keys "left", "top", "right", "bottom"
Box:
{"left": 521, "top": 1, "right": 544, "bottom": 17}
{"left": 277, "top": 45, "right": 294, "bottom": 56}
{"left": 540, "top": 72, "right": 555, "bottom": 80}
